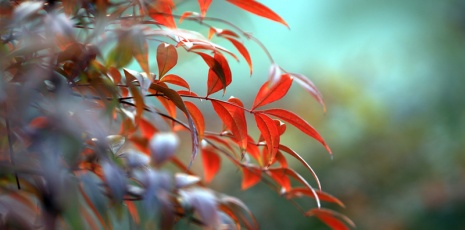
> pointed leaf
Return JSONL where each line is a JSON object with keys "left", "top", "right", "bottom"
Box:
{"left": 225, "top": 37, "right": 253, "bottom": 75}
{"left": 226, "top": 0, "right": 289, "bottom": 28}
{"left": 246, "top": 135, "right": 262, "bottom": 166}
{"left": 207, "top": 52, "right": 232, "bottom": 95}
{"left": 157, "top": 43, "right": 178, "bottom": 77}
{"left": 290, "top": 72, "right": 326, "bottom": 111}
{"left": 175, "top": 173, "right": 201, "bottom": 189}
{"left": 274, "top": 151, "right": 288, "bottom": 168}
{"left": 261, "top": 109, "right": 332, "bottom": 155}
{"left": 252, "top": 73, "right": 293, "bottom": 110}
{"left": 185, "top": 101, "right": 205, "bottom": 140}
{"left": 267, "top": 168, "right": 291, "bottom": 192}
{"left": 160, "top": 74, "right": 190, "bottom": 90}
{"left": 179, "top": 11, "right": 199, "bottom": 23}
{"left": 202, "top": 147, "right": 221, "bottom": 183}
{"left": 211, "top": 100, "right": 248, "bottom": 152}
{"left": 279, "top": 144, "right": 321, "bottom": 191}
{"left": 198, "top": 0, "right": 212, "bottom": 17}
{"left": 241, "top": 165, "right": 261, "bottom": 190}
{"left": 305, "top": 208, "right": 355, "bottom": 230}
{"left": 219, "top": 196, "right": 259, "bottom": 230}
{"left": 180, "top": 189, "right": 220, "bottom": 229}
{"left": 148, "top": 0, "right": 176, "bottom": 28}
{"left": 284, "top": 187, "right": 345, "bottom": 208}
{"left": 194, "top": 52, "right": 227, "bottom": 94}
{"left": 253, "top": 113, "right": 279, "bottom": 165}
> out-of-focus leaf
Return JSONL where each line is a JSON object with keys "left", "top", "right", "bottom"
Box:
{"left": 251, "top": 73, "right": 293, "bottom": 110}
{"left": 149, "top": 132, "right": 179, "bottom": 166}
{"left": 106, "top": 135, "right": 125, "bottom": 154}
{"left": 128, "top": 83, "right": 145, "bottom": 123}
{"left": 180, "top": 188, "right": 220, "bottom": 229}
{"left": 101, "top": 162, "right": 127, "bottom": 202}
{"left": 13, "top": 1, "right": 42, "bottom": 22}
{"left": 107, "top": 42, "right": 133, "bottom": 68}
{"left": 207, "top": 52, "right": 232, "bottom": 95}
{"left": 139, "top": 118, "right": 158, "bottom": 139}
{"left": 185, "top": 101, "right": 205, "bottom": 140}
{"left": 175, "top": 173, "right": 201, "bottom": 189}
{"left": 201, "top": 147, "right": 221, "bottom": 183}
{"left": 290, "top": 72, "right": 326, "bottom": 111}
{"left": 132, "top": 31, "right": 150, "bottom": 76}
{"left": 225, "top": 0, "right": 289, "bottom": 28}
{"left": 205, "top": 135, "right": 236, "bottom": 156}
{"left": 125, "top": 200, "right": 140, "bottom": 224}
{"left": 179, "top": 11, "right": 200, "bottom": 23}
{"left": 211, "top": 99, "right": 247, "bottom": 152}
{"left": 267, "top": 168, "right": 291, "bottom": 192}
{"left": 241, "top": 165, "right": 261, "bottom": 190}
{"left": 198, "top": 0, "right": 212, "bottom": 17}
{"left": 178, "top": 90, "right": 199, "bottom": 97}
{"left": 284, "top": 187, "right": 345, "bottom": 208}
{"left": 219, "top": 196, "right": 258, "bottom": 230}
{"left": 148, "top": 0, "right": 176, "bottom": 28}
{"left": 160, "top": 74, "right": 190, "bottom": 90}
{"left": 278, "top": 144, "right": 321, "bottom": 190}
{"left": 157, "top": 43, "right": 178, "bottom": 78}
{"left": 108, "top": 67, "right": 122, "bottom": 84}
{"left": 274, "top": 151, "right": 287, "bottom": 168}
{"left": 225, "top": 37, "right": 252, "bottom": 75}
{"left": 305, "top": 208, "right": 355, "bottom": 230}
{"left": 254, "top": 113, "right": 279, "bottom": 165}
{"left": 261, "top": 109, "right": 332, "bottom": 156}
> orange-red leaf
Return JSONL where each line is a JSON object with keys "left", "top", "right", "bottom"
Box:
{"left": 108, "top": 66, "right": 122, "bottom": 84}
{"left": 125, "top": 200, "right": 140, "bottom": 224}
{"left": 245, "top": 135, "right": 261, "bottom": 166}
{"left": 267, "top": 168, "right": 291, "bottom": 192}
{"left": 290, "top": 72, "right": 326, "bottom": 111}
{"left": 253, "top": 113, "right": 279, "bottom": 165}
{"left": 202, "top": 147, "right": 221, "bottom": 183}
{"left": 284, "top": 187, "right": 345, "bottom": 208}
{"left": 157, "top": 43, "right": 178, "bottom": 78}
{"left": 261, "top": 109, "right": 332, "bottom": 155}
{"left": 225, "top": 37, "right": 252, "bottom": 75}
{"left": 274, "top": 151, "right": 287, "bottom": 168}
{"left": 207, "top": 52, "right": 232, "bottom": 95}
{"left": 251, "top": 73, "right": 293, "bottom": 110}
{"left": 211, "top": 100, "right": 248, "bottom": 152}
{"left": 197, "top": 0, "right": 212, "bottom": 17}
{"left": 279, "top": 144, "right": 321, "bottom": 191}
{"left": 179, "top": 11, "right": 198, "bottom": 23}
{"left": 157, "top": 96, "right": 177, "bottom": 121}
{"left": 148, "top": 0, "right": 176, "bottom": 28}
{"left": 305, "top": 208, "right": 355, "bottom": 230}
{"left": 185, "top": 101, "right": 205, "bottom": 140}
{"left": 219, "top": 196, "right": 258, "bottom": 230}
{"left": 178, "top": 90, "right": 199, "bottom": 97}
{"left": 139, "top": 118, "right": 158, "bottom": 138}
{"left": 205, "top": 135, "right": 237, "bottom": 157}
{"left": 160, "top": 74, "right": 190, "bottom": 91}
{"left": 132, "top": 32, "right": 150, "bottom": 76}
{"left": 226, "top": 0, "right": 289, "bottom": 28}
{"left": 241, "top": 165, "right": 261, "bottom": 190}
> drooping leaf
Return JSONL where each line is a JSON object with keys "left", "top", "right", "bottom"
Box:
{"left": 139, "top": 118, "right": 158, "bottom": 139}
{"left": 160, "top": 74, "right": 190, "bottom": 90}
{"left": 125, "top": 201, "right": 140, "bottom": 224}
{"left": 107, "top": 66, "right": 122, "bottom": 84}
{"left": 148, "top": 0, "right": 177, "bottom": 28}
{"left": 274, "top": 151, "right": 288, "bottom": 168}
{"left": 132, "top": 31, "right": 150, "bottom": 76}
{"left": 185, "top": 101, "right": 205, "bottom": 140}
{"left": 261, "top": 109, "right": 332, "bottom": 155}
{"left": 194, "top": 52, "right": 227, "bottom": 94}
{"left": 149, "top": 132, "right": 180, "bottom": 166}
{"left": 156, "top": 96, "right": 177, "bottom": 121}
{"left": 225, "top": 0, "right": 289, "bottom": 28}
{"left": 179, "top": 11, "right": 199, "bottom": 23}
{"left": 267, "top": 168, "right": 291, "bottom": 192}
{"left": 245, "top": 135, "right": 262, "bottom": 166}
{"left": 290, "top": 72, "right": 326, "bottom": 111}
{"left": 219, "top": 196, "right": 259, "bottom": 230}
{"left": 177, "top": 90, "right": 199, "bottom": 97}
{"left": 197, "top": 0, "right": 212, "bottom": 17}
{"left": 211, "top": 99, "right": 248, "bottom": 152}
{"left": 279, "top": 144, "right": 321, "bottom": 191}
{"left": 180, "top": 189, "right": 220, "bottom": 229}
{"left": 207, "top": 52, "right": 232, "bottom": 95}
{"left": 201, "top": 147, "right": 221, "bottom": 183}
{"left": 101, "top": 161, "right": 127, "bottom": 202}
{"left": 253, "top": 113, "right": 279, "bottom": 165}
{"left": 284, "top": 187, "right": 345, "bottom": 208}
{"left": 181, "top": 40, "right": 238, "bottom": 61}
{"left": 251, "top": 73, "right": 293, "bottom": 110}
{"left": 225, "top": 37, "right": 253, "bottom": 75}
{"left": 157, "top": 43, "right": 178, "bottom": 78}
{"left": 305, "top": 208, "right": 355, "bottom": 230}
{"left": 241, "top": 165, "right": 261, "bottom": 190}
{"left": 216, "top": 29, "right": 240, "bottom": 38}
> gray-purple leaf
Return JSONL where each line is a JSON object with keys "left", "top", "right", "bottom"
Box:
{"left": 180, "top": 188, "right": 220, "bottom": 229}
{"left": 175, "top": 173, "right": 201, "bottom": 189}
{"left": 150, "top": 132, "right": 179, "bottom": 166}
{"left": 102, "top": 161, "right": 127, "bottom": 202}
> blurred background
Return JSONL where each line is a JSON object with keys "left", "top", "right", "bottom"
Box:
{"left": 172, "top": 0, "right": 465, "bottom": 229}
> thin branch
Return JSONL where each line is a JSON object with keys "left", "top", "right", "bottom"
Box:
{"left": 3, "top": 103, "right": 21, "bottom": 190}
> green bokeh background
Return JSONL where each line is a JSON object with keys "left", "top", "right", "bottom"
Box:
{"left": 171, "top": 1, "right": 465, "bottom": 229}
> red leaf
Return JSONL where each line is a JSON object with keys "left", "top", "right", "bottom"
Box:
{"left": 261, "top": 109, "right": 332, "bottom": 155}
{"left": 290, "top": 72, "right": 326, "bottom": 111}
{"left": 179, "top": 11, "right": 199, "bottom": 23}
{"left": 274, "top": 151, "right": 287, "bottom": 168}
{"left": 274, "top": 167, "right": 321, "bottom": 207}
{"left": 279, "top": 144, "right": 321, "bottom": 191}
{"left": 207, "top": 52, "right": 232, "bottom": 95}
{"left": 194, "top": 52, "right": 228, "bottom": 93}
{"left": 132, "top": 32, "right": 150, "bottom": 76}
{"left": 157, "top": 43, "right": 178, "bottom": 78}
{"left": 157, "top": 96, "right": 177, "bottom": 121}
{"left": 178, "top": 90, "right": 199, "bottom": 97}
{"left": 205, "top": 135, "right": 237, "bottom": 157}
{"left": 160, "top": 74, "right": 190, "bottom": 91}
{"left": 241, "top": 165, "right": 261, "bottom": 190}
{"left": 251, "top": 73, "right": 293, "bottom": 110}
{"left": 125, "top": 201, "right": 140, "bottom": 224}
{"left": 219, "top": 196, "right": 258, "bottom": 230}
{"left": 185, "top": 101, "right": 205, "bottom": 140}
{"left": 225, "top": 37, "right": 252, "bottom": 75}
{"left": 197, "top": 0, "right": 212, "bottom": 17}
{"left": 267, "top": 168, "right": 291, "bottom": 192}
{"left": 284, "top": 187, "right": 345, "bottom": 208}
{"left": 202, "top": 147, "right": 221, "bottom": 183}
{"left": 226, "top": 0, "right": 289, "bottom": 28}
{"left": 217, "top": 29, "right": 240, "bottom": 38}
{"left": 29, "top": 116, "right": 48, "bottom": 129}
{"left": 139, "top": 118, "right": 158, "bottom": 138}
{"left": 253, "top": 113, "right": 279, "bottom": 165}
{"left": 148, "top": 0, "right": 176, "bottom": 28}
{"left": 245, "top": 135, "right": 262, "bottom": 166}
{"left": 108, "top": 66, "right": 122, "bottom": 84}
{"left": 211, "top": 99, "right": 248, "bottom": 152}
{"left": 305, "top": 208, "right": 355, "bottom": 230}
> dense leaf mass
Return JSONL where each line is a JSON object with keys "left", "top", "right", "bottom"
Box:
{"left": 0, "top": 0, "right": 351, "bottom": 229}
